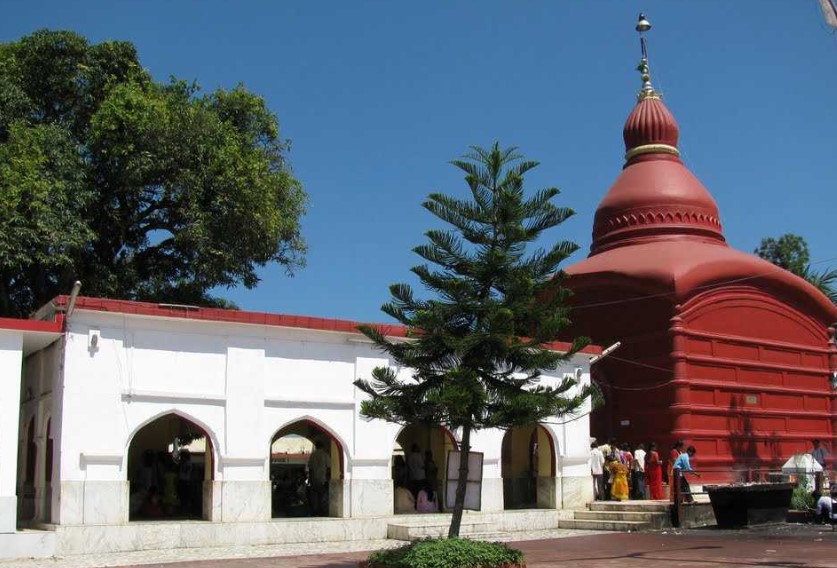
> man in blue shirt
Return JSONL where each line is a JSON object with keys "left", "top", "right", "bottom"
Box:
{"left": 673, "top": 446, "right": 700, "bottom": 503}
{"left": 811, "top": 439, "right": 829, "bottom": 469}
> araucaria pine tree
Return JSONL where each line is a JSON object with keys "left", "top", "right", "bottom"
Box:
{"left": 354, "top": 143, "right": 596, "bottom": 538}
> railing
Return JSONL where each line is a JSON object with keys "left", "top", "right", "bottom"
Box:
{"left": 669, "top": 467, "right": 830, "bottom": 527}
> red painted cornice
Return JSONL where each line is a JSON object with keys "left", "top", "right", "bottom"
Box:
{"left": 46, "top": 296, "right": 601, "bottom": 356}
{"left": 0, "top": 317, "right": 62, "bottom": 334}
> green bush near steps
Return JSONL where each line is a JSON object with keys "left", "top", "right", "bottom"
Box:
{"left": 789, "top": 485, "right": 815, "bottom": 511}
{"left": 361, "top": 538, "right": 525, "bottom": 568}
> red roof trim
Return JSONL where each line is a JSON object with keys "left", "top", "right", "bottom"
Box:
{"left": 0, "top": 317, "right": 62, "bottom": 334}
{"left": 49, "top": 296, "right": 601, "bottom": 355}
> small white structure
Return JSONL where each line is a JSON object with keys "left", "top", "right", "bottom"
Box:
{"left": 781, "top": 453, "right": 823, "bottom": 492}
{"left": 1, "top": 296, "right": 598, "bottom": 558}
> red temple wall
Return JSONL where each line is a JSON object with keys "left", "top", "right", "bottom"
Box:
{"left": 584, "top": 285, "right": 835, "bottom": 477}
{"left": 675, "top": 288, "right": 834, "bottom": 474}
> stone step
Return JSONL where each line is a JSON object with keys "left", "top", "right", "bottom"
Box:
{"left": 575, "top": 510, "right": 659, "bottom": 522}
{"left": 465, "top": 532, "right": 516, "bottom": 542}
{"left": 575, "top": 510, "right": 668, "bottom": 529}
{"left": 387, "top": 520, "right": 499, "bottom": 541}
{"left": 588, "top": 501, "right": 670, "bottom": 513}
{"left": 557, "top": 519, "right": 648, "bottom": 532}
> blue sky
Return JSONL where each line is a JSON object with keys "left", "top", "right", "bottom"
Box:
{"left": 4, "top": 1, "right": 836, "bottom": 322}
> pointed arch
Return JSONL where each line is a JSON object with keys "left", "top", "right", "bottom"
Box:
{"left": 268, "top": 416, "right": 349, "bottom": 518}
{"left": 126, "top": 410, "right": 217, "bottom": 521}
{"left": 268, "top": 415, "right": 349, "bottom": 476}
{"left": 389, "top": 423, "right": 458, "bottom": 459}
{"left": 124, "top": 408, "right": 221, "bottom": 473}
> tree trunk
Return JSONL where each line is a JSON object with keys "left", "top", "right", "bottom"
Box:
{"left": 448, "top": 423, "right": 471, "bottom": 538}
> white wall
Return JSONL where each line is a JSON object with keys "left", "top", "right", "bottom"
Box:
{"left": 50, "top": 309, "right": 593, "bottom": 524}
{"left": 0, "top": 332, "right": 24, "bottom": 532}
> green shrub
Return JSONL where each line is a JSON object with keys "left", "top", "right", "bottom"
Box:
{"left": 365, "top": 538, "right": 525, "bottom": 568}
{"left": 790, "top": 485, "right": 815, "bottom": 510}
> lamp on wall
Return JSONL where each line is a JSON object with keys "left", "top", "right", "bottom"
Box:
{"left": 88, "top": 329, "right": 100, "bottom": 354}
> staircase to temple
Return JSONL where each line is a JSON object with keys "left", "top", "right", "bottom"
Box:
{"left": 557, "top": 501, "right": 671, "bottom": 532}
{"left": 386, "top": 510, "right": 562, "bottom": 541}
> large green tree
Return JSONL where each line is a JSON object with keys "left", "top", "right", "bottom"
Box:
{"left": 354, "top": 143, "right": 595, "bottom": 538}
{"left": 0, "top": 30, "right": 306, "bottom": 317}
{"left": 755, "top": 233, "right": 837, "bottom": 304}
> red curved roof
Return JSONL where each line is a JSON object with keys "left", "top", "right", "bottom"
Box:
{"left": 592, "top": 158, "right": 724, "bottom": 254}
{"left": 568, "top": 240, "right": 837, "bottom": 319}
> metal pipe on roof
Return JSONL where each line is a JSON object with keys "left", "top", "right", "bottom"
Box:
{"left": 66, "top": 281, "right": 82, "bottom": 319}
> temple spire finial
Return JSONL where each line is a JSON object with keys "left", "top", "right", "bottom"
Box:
{"left": 635, "top": 13, "right": 659, "bottom": 100}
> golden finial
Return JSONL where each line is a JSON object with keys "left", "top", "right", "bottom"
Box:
{"left": 635, "top": 13, "right": 659, "bottom": 100}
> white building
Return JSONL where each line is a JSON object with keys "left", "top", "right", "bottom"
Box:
{"left": 0, "top": 295, "right": 598, "bottom": 559}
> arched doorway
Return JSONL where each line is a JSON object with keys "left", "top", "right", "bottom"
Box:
{"left": 19, "top": 417, "right": 37, "bottom": 522}
{"left": 269, "top": 419, "right": 344, "bottom": 518}
{"left": 392, "top": 424, "right": 456, "bottom": 514}
{"left": 501, "top": 424, "right": 556, "bottom": 509}
{"left": 127, "top": 413, "right": 213, "bottom": 521}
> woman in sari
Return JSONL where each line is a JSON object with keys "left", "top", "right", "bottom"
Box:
{"left": 667, "top": 440, "right": 684, "bottom": 485}
{"left": 607, "top": 457, "right": 629, "bottom": 501}
{"left": 645, "top": 442, "right": 665, "bottom": 500}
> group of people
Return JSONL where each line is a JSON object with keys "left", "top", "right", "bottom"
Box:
{"left": 393, "top": 444, "right": 440, "bottom": 513}
{"left": 590, "top": 439, "right": 699, "bottom": 502}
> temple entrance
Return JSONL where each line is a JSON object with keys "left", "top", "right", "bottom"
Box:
{"left": 269, "top": 420, "right": 343, "bottom": 518}
{"left": 392, "top": 424, "right": 456, "bottom": 514}
{"left": 127, "top": 414, "right": 212, "bottom": 521}
{"left": 501, "top": 424, "right": 556, "bottom": 509}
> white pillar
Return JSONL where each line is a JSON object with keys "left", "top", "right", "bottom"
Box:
{"left": 0, "top": 332, "right": 24, "bottom": 533}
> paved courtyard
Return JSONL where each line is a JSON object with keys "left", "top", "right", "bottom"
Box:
{"left": 3, "top": 526, "right": 837, "bottom": 568}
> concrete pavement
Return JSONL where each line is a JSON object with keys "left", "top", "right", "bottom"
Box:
{"left": 4, "top": 526, "right": 837, "bottom": 568}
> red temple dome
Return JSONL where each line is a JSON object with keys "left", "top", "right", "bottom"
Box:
{"left": 623, "top": 95, "right": 679, "bottom": 154}
{"left": 590, "top": 93, "right": 725, "bottom": 255}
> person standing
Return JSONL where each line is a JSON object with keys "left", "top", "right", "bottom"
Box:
{"left": 812, "top": 439, "right": 829, "bottom": 469}
{"left": 407, "top": 444, "right": 425, "bottom": 496}
{"left": 392, "top": 455, "right": 408, "bottom": 488}
{"left": 589, "top": 442, "right": 605, "bottom": 501}
{"left": 607, "top": 457, "right": 629, "bottom": 501}
{"left": 631, "top": 443, "right": 646, "bottom": 499}
{"left": 621, "top": 443, "right": 633, "bottom": 495}
{"left": 307, "top": 440, "right": 331, "bottom": 516}
{"left": 646, "top": 442, "right": 664, "bottom": 500}
{"left": 668, "top": 440, "right": 684, "bottom": 484}
{"left": 672, "top": 446, "right": 701, "bottom": 503}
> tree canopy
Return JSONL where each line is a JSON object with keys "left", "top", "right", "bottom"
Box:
{"left": 354, "top": 143, "right": 595, "bottom": 537}
{"left": 755, "top": 233, "right": 836, "bottom": 304}
{"left": 0, "top": 30, "right": 306, "bottom": 317}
